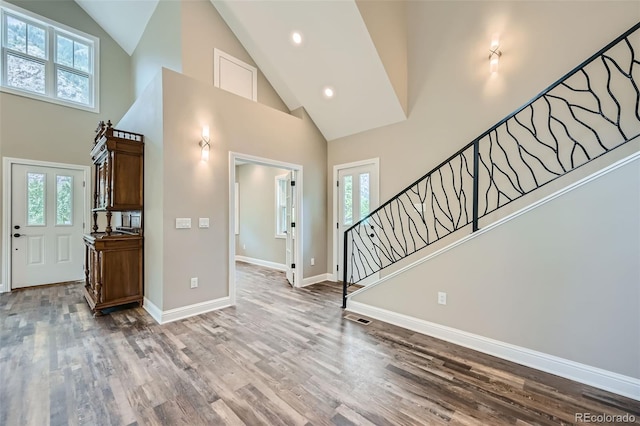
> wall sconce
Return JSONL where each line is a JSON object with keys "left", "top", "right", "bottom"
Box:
{"left": 199, "top": 125, "right": 210, "bottom": 162}
{"left": 489, "top": 34, "right": 502, "bottom": 74}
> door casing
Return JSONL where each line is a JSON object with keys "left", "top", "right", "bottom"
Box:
{"left": 228, "top": 152, "right": 303, "bottom": 305}
{"left": 332, "top": 158, "right": 380, "bottom": 283}
{"left": 2, "top": 157, "right": 91, "bottom": 292}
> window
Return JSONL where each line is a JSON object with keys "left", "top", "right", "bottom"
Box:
{"left": 359, "top": 172, "right": 370, "bottom": 219}
{"left": 343, "top": 175, "right": 353, "bottom": 226}
{"left": 275, "top": 175, "right": 287, "bottom": 238}
{"left": 0, "top": 2, "right": 99, "bottom": 111}
{"left": 56, "top": 174, "right": 73, "bottom": 225}
{"left": 27, "top": 172, "right": 45, "bottom": 226}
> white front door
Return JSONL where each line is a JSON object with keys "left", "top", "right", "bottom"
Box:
{"left": 337, "top": 163, "right": 379, "bottom": 284}
{"left": 285, "top": 171, "right": 296, "bottom": 286}
{"left": 11, "top": 163, "right": 85, "bottom": 288}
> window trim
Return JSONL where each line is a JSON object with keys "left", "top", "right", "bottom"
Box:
{"left": 275, "top": 174, "right": 287, "bottom": 239}
{"left": 0, "top": 1, "right": 100, "bottom": 113}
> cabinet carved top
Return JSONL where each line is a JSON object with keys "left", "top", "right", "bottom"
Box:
{"left": 94, "top": 120, "right": 144, "bottom": 147}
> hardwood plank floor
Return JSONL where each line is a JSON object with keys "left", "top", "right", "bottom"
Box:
{"left": 1, "top": 262, "right": 638, "bottom": 425}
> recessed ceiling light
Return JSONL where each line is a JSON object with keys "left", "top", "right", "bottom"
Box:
{"left": 291, "top": 32, "right": 303, "bottom": 45}
{"left": 323, "top": 86, "right": 335, "bottom": 99}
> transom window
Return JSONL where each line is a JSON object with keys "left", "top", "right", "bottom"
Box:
{"left": 0, "top": 1, "right": 99, "bottom": 111}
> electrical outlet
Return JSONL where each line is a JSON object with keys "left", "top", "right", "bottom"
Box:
{"left": 438, "top": 292, "right": 447, "bottom": 305}
{"left": 190, "top": 277, "right": 198, "bottom": 288}
{"left": 311, "top": 258, "right": 315, "bottom": 266}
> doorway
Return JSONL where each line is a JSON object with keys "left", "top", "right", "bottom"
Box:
{"left": 229, "top": 152, "right": 303, "bottom": 304}
{"left": 333, "top": 158, "right": 379, "bottom": 284}
{"left": 2, "top": 158, "right": 90, "bottom": 291}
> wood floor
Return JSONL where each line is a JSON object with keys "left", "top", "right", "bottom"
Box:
{"left": 1, "top": 262, "right": 638, "bottom": 426}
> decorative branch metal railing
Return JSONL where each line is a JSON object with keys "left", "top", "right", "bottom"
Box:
{"left": 343, "top": 22, "right": 640, "bottom": 308}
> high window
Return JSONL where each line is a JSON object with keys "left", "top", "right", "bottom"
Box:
{"left": 0, "top": 2, "right": 99, "bottom": 111}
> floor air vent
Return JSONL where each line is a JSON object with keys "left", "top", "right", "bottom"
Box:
{"left": 344, "top": 314, "right": 372, "bottom": 325}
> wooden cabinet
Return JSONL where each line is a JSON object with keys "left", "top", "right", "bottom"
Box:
{"left": 90, "top": 123, "right": 144, "bottom": 234}
{"left": 83, "top": 121, "right": 144, "bottom": 316}
{"left": 84, "top": 233, "right": 143, "bottom": 313}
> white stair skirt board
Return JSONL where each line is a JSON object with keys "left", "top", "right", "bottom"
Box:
{"left": 144, "top": 296, "right": 232, "bottom": 325}
{"left": 235, "top": 255, "right": 288, "bottom": 272}
{"left": 301, "top": 273, "right": 333, "bottom": 287}
{"left": 344, "top": 152, "right": 640, "bottom": 401}
{"left": 348, "top": 300, "right": 640, "bottom": 401}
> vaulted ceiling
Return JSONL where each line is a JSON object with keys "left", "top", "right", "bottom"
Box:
{"left": 74, "top": 0, "right": 407, "bottom": 141}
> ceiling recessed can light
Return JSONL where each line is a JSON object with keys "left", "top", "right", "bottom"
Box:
{"left": 291, "top": 31, "right": 303, "bottom": 45}
{"left": 323, "top": 86, "right": 335, "bottom": 99}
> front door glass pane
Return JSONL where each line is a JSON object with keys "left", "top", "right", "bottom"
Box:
{"left": 359, "top": 173, "right": 370, "bottom": 219}
{"left": 27, "top": 172, "right": 46, "bottom": 226}
{"left": 343, "top": 175, "right": 353, "bottom": 226}
{"left": 56, "top": 175, "right": 73, "bottom": 225}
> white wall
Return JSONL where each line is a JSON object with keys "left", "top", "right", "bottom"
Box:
{"left": 327, "top": 1, "right": 640, "bottom": 272}
{"left": 120, "top": 68, "right": 327, "bottom": 312}
{"left": 131, "top": 0, "right": 181, "bottom": 99}
{"left": 351, "top": 155, "right": 640, "bottom": 380}
{"left": 0, "top": 0, "right": 132, "bottom": 288}
{"left": 236, "top": 164, "right": 288, "bottom": 265}
{"left": 180, "top": 0, "right": 288, "bottom": 114}
{"left": 115, "top": 73, "right": 164, "bottom": 309}
{"left": 355, "top": 0, "right": 407, "bottom": 114}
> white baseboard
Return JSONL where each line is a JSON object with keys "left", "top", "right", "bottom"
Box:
{"left": 235, "top": 255, "right": 287, "bottom": 272}
{"left": 347, "top": 301, "right": 640, "bottom": 401}
{"left": 0, "top": 282, "right": 5, "bottom": 293}
{"left": 143, "top": 297, "right": 163, "bottom": 324}
{"left": 144, "top": 296, "right": 232, "bottom": 324}
{"left": 301, "top": 273, "right": 333, "bottom": 287}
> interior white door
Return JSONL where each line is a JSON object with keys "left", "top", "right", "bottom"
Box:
{"left": 337, "top": 163, "right": 378, "bottom": 283}
{"left": 11, "top": 164, "right": 85, "bottom": 288}
{"left": 285, "top": 170, "right": 295, "bottom": 286}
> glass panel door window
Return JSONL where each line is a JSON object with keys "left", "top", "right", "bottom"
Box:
{"left": 359, "top": 173, "right": 370, "bottom": 219}
{"left": 343, "top": 175, "right": 353, "bottom": 226}
{"left": 56, "top": 175, "right": 73, "bottom": 225}
{"left": 27, "top": 172, "right": 46, "bottom": 226}
{"left": 275, "top": 175, "right": 287, "bottom": 238}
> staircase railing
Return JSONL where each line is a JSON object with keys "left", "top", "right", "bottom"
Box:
{"left": 343, "top": 22, "right": 640, "bottom": 308}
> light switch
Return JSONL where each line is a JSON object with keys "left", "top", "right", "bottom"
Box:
{"left": 176, "top": 218, "right": 191, "bottom": 229}
{"left": 199, "top": 218, "right": 210, "bottom": 228}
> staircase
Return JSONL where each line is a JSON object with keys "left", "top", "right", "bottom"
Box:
{"left": 342, "top": 22, "right": 640, "bottom": 307}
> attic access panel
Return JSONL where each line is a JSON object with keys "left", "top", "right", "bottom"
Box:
{"left": 214, "top": 48, "right": 257, "bottom": 102}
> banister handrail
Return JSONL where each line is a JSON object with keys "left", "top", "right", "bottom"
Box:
{"left": 472, "top": 21, "right": 640, "bottom": 148}
{"left": 345, "top": 21, "right": 640, "bottom": 237}
{"left": 343, "top": 22, "right": 640, "bottom": 308}
{"left": 344, "top": 140, "right": 476, "bottom": 235}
